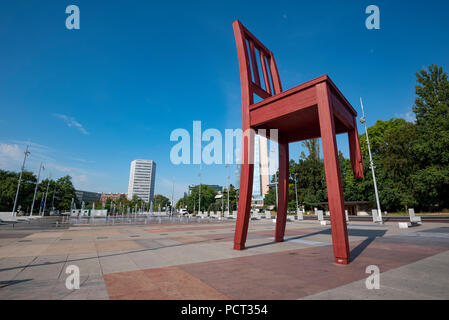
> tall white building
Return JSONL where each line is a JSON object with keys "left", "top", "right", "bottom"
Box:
{"left": 234, "top": 134, "right": 270, "bottom": 198}
{"left": 127, "top": 160, "right": 156, "bottom": 203}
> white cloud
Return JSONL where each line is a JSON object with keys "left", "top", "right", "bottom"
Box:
{"left": 44, "top": 163, "right": 91, "bottom": 187}
{"left": 69, "top": 157, "right": 95, "bottom": 164}
{"left": 159, "top": 178, "right": 189, "bottom": 203}
{"left": 404, "top": 112, "right": 416, "bottom": 123}
{"left": 0, "top": 143, "right": 23, "bottom": 170}
{"left": 0, "top": 141, "right": 94, "bottom": 190}
{"left": 53, "top": 113, "right": 89, "bottom": 135}
{"left": 71, "top": 173, "right": 90, "bottom": 189}
{"left": 394, "top": 111, "right": 416, "bottom": 123}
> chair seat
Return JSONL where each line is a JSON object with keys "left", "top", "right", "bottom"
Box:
{"left": 249, "top": 75, "right": 357, "bottom": 143}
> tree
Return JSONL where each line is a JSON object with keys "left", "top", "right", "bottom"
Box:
{"left": 263, "top": 187, "right": 277, "bottom": 209}
{"left": 0, "top": 170, "right": 78, "bottom": 214}
{"left": 225, "top": 184, "right": 238, "bottom": 211}
{"left": 0, "top": 170, "right": 21, "bottom": 211}
{"left": 301, "top": 139, "right": 320, "bottom": 160}
{"left": 54, "top": 175, "right": 77, "bottom": 211}
{"left": 0, "top": 170, "right": 37, "bottom": 212}
{"left": 290, "top": 151, "right": 327, "bottom": 210}
{"left": 176, "top": 196, "right": 188, "bottom": 209}
{"left": 153, "top": 194, "right": 170, "bottom": 211}
{"left": 351, "top": 119, "right": 419, "bottom": 212}
{"left": 177, "top": 185, "right": 218, "bottom": 213}
{"left": 411, "top": 65, "right": 449, "bottom": 210}
{"left": 0, "top": 170, "right": 34, "bottom": 212}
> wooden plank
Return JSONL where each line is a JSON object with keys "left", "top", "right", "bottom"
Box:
{"left": 260, "top": 51, "right": 272, "bottom": 95}
{"left": 248, "top": 39, "right": 261, "bottom": 87}
{"left": 250, "top": 86, "right": 317, "bottom": 127}
{"left": 251, "top": 83, "right": 271, "bottom": 100}
{"left": 269, "top": 54, "right": 282, "bottom": 94}
{"left": 240, "top": 24, "right": 272, "bottom": 57}
{"left": 330, "top": 90, "right": 354, "bottom": 130}
{"left": 250, "top": 75, "right": 328, "bottom": 111}
{"left": 232, "top": 20, "right": 253, "bottom": 106}
{"left": 316, "top": 82, "right": 350, "bottom": 265}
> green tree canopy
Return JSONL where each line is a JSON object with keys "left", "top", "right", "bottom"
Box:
{"left": 153, "top": 194, "right": 171, "bottom": 210}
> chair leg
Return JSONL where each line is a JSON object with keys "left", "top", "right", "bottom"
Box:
{"left": 234, "top": 134, "right": 255, "bottom": 250}
{"left": 348, "top": 118, "right": 364, "bottom": 179}
{"left": 275, "top": 136, "right": 289, "bottom": 242}
{"left": 317, "top": 82, "right": 350, "bottom": 265}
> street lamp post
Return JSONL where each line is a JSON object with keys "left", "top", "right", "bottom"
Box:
{"left": 271, "top": 148, "right": 279, "bottom": 210}
{"left": 225, "top": 164, "right": 230, "bottom": 214}
{"left": 221, "top": 186, "right": 224, "bottom": 216}
{"left": 275, "top": 174, "right": 278, "bottom": 210}
{"left": 294, "top": 173, "right": 299, "bottom": 211}
{"left": 198, "top": 164, "right": 202, "bottom": 213}
{"left": 42, "top": 174, "right": 51, "bottom": 217}
{"left": 51, "top": 183, "right": 57, "bottom": 213}
{"left": 12, "top": 145, "right": 31, "bottom": 216}
{"left": 360, "top": 97, "right": 383, "bottom": 224}
{"left": 171, "top": 177, "right": 175, "bottom": 215}
{"left": 30, "top": 162, "right": 44, "bottom": 216}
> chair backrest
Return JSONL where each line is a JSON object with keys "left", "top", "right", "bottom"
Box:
{"left": 232, "top": 20, "right": 283, "bottom": 107}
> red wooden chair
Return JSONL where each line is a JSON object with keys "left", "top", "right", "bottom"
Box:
{"left": 232, "top": 20, "right": 364, "bottom": 265}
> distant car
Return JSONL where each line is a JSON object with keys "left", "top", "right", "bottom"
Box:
{"left": 179, "top": 208, "right": 188, "bottom": 215}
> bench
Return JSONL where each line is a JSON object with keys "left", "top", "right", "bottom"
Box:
{"left": 297, "top": 209, "right": 304, "bottom": 221}
{"left": 409, "top": 209, "right": 422, "bottom": 225}
{"left": 251, "top": 211, "right": 261, "bottom": 220}
{"left": 399, "top": 209, "right": 422, "bottom": 228}
{"left": 372, "top": 209, "right": 382, "bottom": 223}
{"left": 317, "top": 210, "right": 329, "bottom": 226}
{"left": 265, "top": 211, "right": 271, "bottom": 219}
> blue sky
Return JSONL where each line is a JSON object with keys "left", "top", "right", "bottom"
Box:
{"left": 1, "top": 0, "right": 448, "bottom": 201}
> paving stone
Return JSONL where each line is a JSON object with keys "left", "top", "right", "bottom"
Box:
{"left": 1, "top": 221, "right": 448, "bottom": 300}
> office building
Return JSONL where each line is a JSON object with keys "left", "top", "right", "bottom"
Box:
{"left": 127, "top": 159, "right": 156, "bottom": 203}
{"left": 188, "top": 184, "right": 223, "bottom": 194}
{"left": 100, "top": 193, "right": 127, "bottom": 203}
{"left": 75, "top": 190, "right": 101, "bottom": 204}
{"left": 234, "top": 134, "right": 270, "bottom": 198}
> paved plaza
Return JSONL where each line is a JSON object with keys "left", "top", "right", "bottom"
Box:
{"left": 0, "top": 219, "right": 448, "bottom": 300}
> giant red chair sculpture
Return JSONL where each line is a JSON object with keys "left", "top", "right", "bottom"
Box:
{"left": 232, "top": 20, "right": 364, "bottom": 265}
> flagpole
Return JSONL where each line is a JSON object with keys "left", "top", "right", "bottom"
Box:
{"left": 360, "top": 97, "right": 383, "bottom": 224}
{"left": 30, "top": 162, "right": 44, "bottom": 216}
{"left": 42, "top": 173, "right": 51, "bottom": 217}
{"left": 12, "top": 145, "right": 31, "bottom": 216}
{"left": 198, "top": 163, "right": 202, "bottom": 213}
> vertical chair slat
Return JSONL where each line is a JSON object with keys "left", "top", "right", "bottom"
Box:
{"left": 269, "top": 53, "right": 282, "bottom": 94}
{"left": 248, "top": 39, "right": 261, "bottom": 87}
{"left": 260, "top": 51, "right": 272, "bottom": 95}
